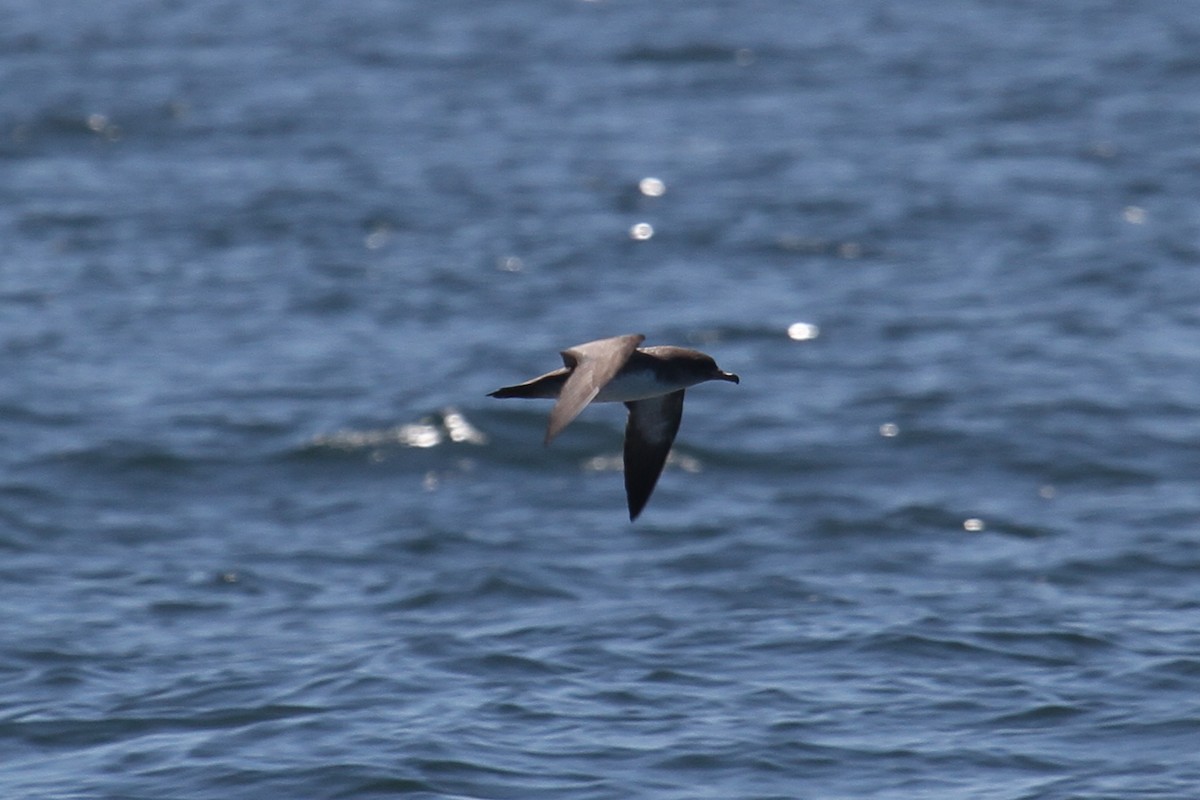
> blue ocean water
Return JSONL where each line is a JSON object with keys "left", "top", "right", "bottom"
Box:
{"left": 3, "top": 1, "right": 1200, "bottom": 797}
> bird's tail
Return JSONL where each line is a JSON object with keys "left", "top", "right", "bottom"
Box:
{"left": 486, "top": 369, "right": 569, "bottom": 400}
{"left": 488, "top": 384, "right": 535, "bottom": 399}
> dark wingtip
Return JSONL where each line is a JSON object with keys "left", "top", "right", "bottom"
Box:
{"left": 626, "top": 488, "right": 651, "bottom": 521}
{"left": 624, "top": 481, "right": 649, "bottom": 521}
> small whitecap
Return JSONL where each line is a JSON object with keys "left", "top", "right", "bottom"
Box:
{"left": 787, "top": 322, "right": 819, "bottom": 341}
{"left": 398, "top": 423, "right": 442, "bottom": 448}
{"left": 1122, "top": 206, "right": 1146, "bottom": 225}
{"left": 85, "top": 112, "right": 121, "bottom": 141}
{"left": 879, "top": 422, "right": 899, "bottom": 438}
{"left": 584, "top": 454, "right": 623, "bottom": 472}
{"left": 668, "top": 451, "right": 703, "bottom": 473}
{"left": 442, "top": 407, "right": 488, "bottom": 445}
{"left": 638, "top": 177, "right": 666, "bottom": 197}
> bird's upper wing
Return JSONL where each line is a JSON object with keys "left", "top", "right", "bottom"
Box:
{"left": 623, "top": 389, "right": 685, "bottom": 520}
{"left": 545, "top": 334, "right": 644, "bottom": 443}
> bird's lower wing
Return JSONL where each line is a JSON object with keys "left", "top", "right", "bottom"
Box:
{"left": 623, "top": 390, "right": 685, "bottom": 520}
{"left": 545, "top": 334, "right": 644, "bottom": 443}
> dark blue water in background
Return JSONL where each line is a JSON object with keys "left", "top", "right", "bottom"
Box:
{"left": 4, "top": 2, "right": 1200, "bottom": 797}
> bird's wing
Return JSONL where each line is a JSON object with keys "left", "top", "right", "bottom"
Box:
{"left": 623, "top": 389, "right": 685, "bottom": 520}
{"left": 545, "top": 334, "right": 644, "bottom": 443}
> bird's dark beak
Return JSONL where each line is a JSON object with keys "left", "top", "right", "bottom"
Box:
{"left": 717, "top": 370, "right": 740, "bottom": 384}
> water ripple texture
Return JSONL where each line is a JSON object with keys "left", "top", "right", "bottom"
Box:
{"left": 3, "top": 2, "right": 1200, "bottom": 798}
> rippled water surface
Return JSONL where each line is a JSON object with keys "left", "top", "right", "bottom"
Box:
{"left": 4, "top": 2, "right": 1200, "bottom": 798}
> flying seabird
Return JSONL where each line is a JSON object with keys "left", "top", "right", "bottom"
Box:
{"left": 487, "top": 334, "right": 740, "bottom": 520}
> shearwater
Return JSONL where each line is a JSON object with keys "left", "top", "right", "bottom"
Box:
{"left": 488, "top": 334, "right": 740, "bottom": 520}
